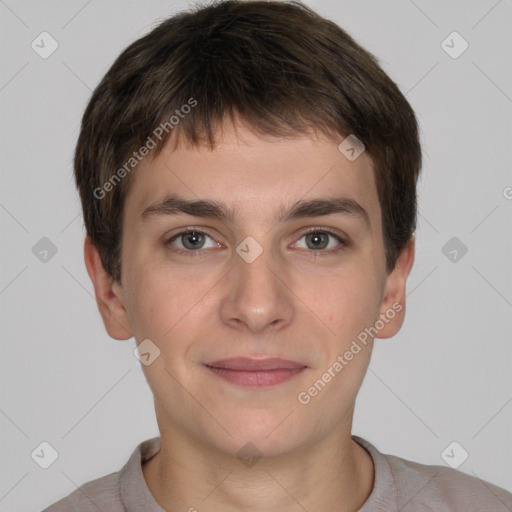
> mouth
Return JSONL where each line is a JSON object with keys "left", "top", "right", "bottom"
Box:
{"left": 204, "top": 357, "right": 307, "bottom": 388}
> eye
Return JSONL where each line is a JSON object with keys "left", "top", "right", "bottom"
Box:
{"left": 164, "top": 228, "right": 347, "bottom": 257}
{"left": 294, "top": 229, "right": 347, "bottom": 254}
{"left": 165, "top": 229, "right": 220, "bottom": 254}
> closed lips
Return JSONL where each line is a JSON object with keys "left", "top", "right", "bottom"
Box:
{"left": 205, "top": 358, "right": 306, "bottom": 371}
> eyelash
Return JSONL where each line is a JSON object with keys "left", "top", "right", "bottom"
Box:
{"left": 164, "top": 228, "right": 348, "bottom": 258}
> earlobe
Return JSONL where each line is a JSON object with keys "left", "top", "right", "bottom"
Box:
{"left": 375, "top": 237, "right": 415, "bottom": 340}
{"left": 83, "top": 236, "right": 133, "bottom": 340}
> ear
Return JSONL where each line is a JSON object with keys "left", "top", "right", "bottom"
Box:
{"left": 375, "top": 237, "right": 415, "bottom": 339}
{"left": 83, "top": 236, "right": 133, "bottom": 340}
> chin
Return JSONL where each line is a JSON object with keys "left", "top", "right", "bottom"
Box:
{"left": 208, "top": 415, "right": 308, "bottom": 459}
{"left": 211, "top": 432, "right": 301, "bottom": 462}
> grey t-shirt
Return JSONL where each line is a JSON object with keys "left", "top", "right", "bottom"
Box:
{"left": 43, "top": 435, "right": 512, "bottom": 511}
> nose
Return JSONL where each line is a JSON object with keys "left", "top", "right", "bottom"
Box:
{"left": 218, "top": 244, "right": 295, "bottom": 334}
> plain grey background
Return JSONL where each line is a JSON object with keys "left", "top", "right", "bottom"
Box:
{"left": 1, "top": 0, "right": 511, "bottom": 510}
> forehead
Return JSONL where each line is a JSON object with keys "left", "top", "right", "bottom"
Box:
{"left": 124, "top": 123, "right": 380, "bottom": 228}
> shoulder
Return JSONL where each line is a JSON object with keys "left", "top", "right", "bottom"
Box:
{"left": 42, "top": 471, "right": 122, "bottom": 511}
{"left": 41, "top": 437, "right": 160, "bottom": 511}
{"left": 375, "top": 442, "right": 512, "bottom": 511}
{"left": 354, "top": 436, "right": 512, "bottom": 511}
{"left": 391, "top": 454, "right": 512, "bottom": 511}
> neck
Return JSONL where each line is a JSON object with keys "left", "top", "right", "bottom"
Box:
{"left": 142, "top": 419, "right": 374, "bottom": 512}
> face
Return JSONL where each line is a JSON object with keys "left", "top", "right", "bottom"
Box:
{"left": 86, "top": 119, "right": 414, "bottom": 458}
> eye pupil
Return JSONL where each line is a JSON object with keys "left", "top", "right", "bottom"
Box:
{"left": 182, "top": 231, "right": 204, "bottom": 250}
{"left": 306, "top": 232, "right": 328, "bottom": 250}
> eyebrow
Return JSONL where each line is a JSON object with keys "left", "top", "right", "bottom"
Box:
{"left": 140, "top": 194, "right": 371, "bottom": 230}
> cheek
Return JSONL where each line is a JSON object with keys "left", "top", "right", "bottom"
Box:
{"left": 123, "top": 262, "right": 178, "bottom": 341}
{"left": 124, "top": 259, "right": 217, "bottom": 343}
{"left": 308, "top": 267, "right": 382, "bottom": 341}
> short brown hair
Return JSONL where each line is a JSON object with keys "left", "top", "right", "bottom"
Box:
{"left": 74, "top": 0, "right": 421, "bottom": 283}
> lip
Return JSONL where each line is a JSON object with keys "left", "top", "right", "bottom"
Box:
{"left": 204, "top": 358, "right": 307, "bottom": 388}
{"left": 206, "top": 357, "right": 306, "bottom": 371}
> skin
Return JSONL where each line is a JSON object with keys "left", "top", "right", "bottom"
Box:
{"left": 84, "top": 118, "right": 415, "bottom": 512}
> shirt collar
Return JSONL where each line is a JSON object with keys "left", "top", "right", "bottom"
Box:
{"left": 120, "top": 436, "right": 165, "bottom": 511}
{"left": 353, "top": 435, "right": 399, "bottom": 510}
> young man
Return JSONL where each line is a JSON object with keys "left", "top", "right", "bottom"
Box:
{"left": 44, "top": 0, "right": 512, "bottom": 510}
